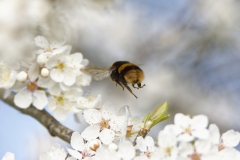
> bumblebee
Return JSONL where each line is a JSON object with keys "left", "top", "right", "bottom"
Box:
{"left": 81, "top": 61, "right": 145, "bottom": 98}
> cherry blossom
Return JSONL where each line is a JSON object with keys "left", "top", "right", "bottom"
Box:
{"left": 67, "top": 132, "right": 97, "bottom": 160}
{"left": 136, "top": 136, "right": 156, "bottom": 157}
{"left": 13, "top": 81, "right": 48, "bottom": 110}
{"left": 2, "top": 152, "right": 15, "bottom": 160}
{"left": 82, "top": 101, "right": 127, "bottom": 144}
{"left": 0, "top": 59, "right": 19, "bottom": 89}
{"left": 39, "top": 143, "right": 67, "bottom": 160}
{"left": 171, "top": 113, "right": 209, "bottom": 142}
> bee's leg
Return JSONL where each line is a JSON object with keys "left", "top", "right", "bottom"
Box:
{"left": 116, "top": 81, "right": 124, "bottom": 90}
{"left": 132, "top": 84, "right": 139, "bottom": 89}
{"left": 124, "top": 84, "right": 138, "bottom": 98}
{"left": 137, "top": 83, "right": 146, "bottom": 88}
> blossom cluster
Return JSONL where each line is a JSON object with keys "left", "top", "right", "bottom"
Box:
{"left": 1, "top": 36, "right": 240, "bottom": 160}
{"left": 51, "top": 108, "right": 240, "bottom": 160}
{"left": 3, "top": 105, "right": 240, "bottom": 160}
{"left": 0, "top": 36, "right": 101, "bottom": 120}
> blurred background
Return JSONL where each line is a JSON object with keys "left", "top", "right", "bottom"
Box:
{"left": 1, "top": 0, "right": 240, "bottom": 159}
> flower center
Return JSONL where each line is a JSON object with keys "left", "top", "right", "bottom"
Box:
{"left": 54, "top": 95, "right": 74, "bottom": 111}
{"left": 56, "top": 62, "right": 65, "bottom": 70}
{"left": 100, "top": 119, "right": 110, "bottom": 129}
{"left": 56, "top": 96, "right": 65, "bottom": 105}
{"left": 218, "top": 143, "right": 225, "bottom": 151}
{"left": 185, "top": 126, "right": 192, "bottom": 134}
{"left": 189, "top": 152, "right": 201, "bottom": 160}
{"left": 165, "top": 147, "right": 172, "bottom": 156}
{"left": 0, "top": 66, "right": 11, "bottom": 84}
{"left": 27, "top": 82, "right": 38, "bottom": 92}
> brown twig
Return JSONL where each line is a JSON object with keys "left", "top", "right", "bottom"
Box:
{"left": 0, "top": 89, "right": 74, "bottom": 143}
{"left": 132, "top": 128, "right": 149, "bottom": 146}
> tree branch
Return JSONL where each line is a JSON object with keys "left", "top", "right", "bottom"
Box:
{"left": 0, "top": 89, "right": 74, "bottom": 143}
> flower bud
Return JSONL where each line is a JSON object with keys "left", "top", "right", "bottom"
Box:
{"left": 17, "top": 71, "right": 28, "bottom": 82}
{"left": 108, "top": 143, "right": 118, "bottom": 151}
{"left": 41, "top": 68, "right": 50, "bottom": 77}
{"left": 37, "top": 54, "right": 49, "bottom": 65}
{"left": 89, "top": 139, "right": 101, "bottom": 151}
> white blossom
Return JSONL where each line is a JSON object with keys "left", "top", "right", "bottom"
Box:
{"left": 178, "top": 140, "right": 219, "bottom": 160}
{"left": 67, "top": 132, "right": 96, "bottom": 160}
{"left": 209, "top": 124, "right": 240, "bottom": 149}
{"left": 77, "top": 94, "right": 102, "bottom": 109}
{"left": 0, "top": 60, "right": 19, "bottom": 89}
{"left": 2, "top": 152, "right": 15, "bottom": 160}
{"left": 34, "top": 36, "right": 70, "bottom": 66}
{"left": 155, "top": 128, "right": 178, "bottom": 160}
{"left": 39, "top": 143, "right": 67, "bottom": 160}
{"left": 136, "top": 136, "right": 156, "bottom": 157}
{"left": 13, "top": 81, "right": 48, "bottom": 110}
{"left": 82, "top": 101, "right": 127, "bottom": 144}
{"left": 171, "top": 113, "right": 209, "bottom": 142}
{"left": 48, "top": 89, "right": 82, "bottom": 120}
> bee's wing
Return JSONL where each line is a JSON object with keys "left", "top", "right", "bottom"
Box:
{"left": 81, "top": 66, "right": 115, "bottom": 81}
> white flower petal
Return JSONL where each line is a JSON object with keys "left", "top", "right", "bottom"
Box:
{"left": 54, "top": 45, "right": 72, "bottom": 55}
{"left": 48, "top": 97, "right": 57, "bottom": 111}
{"left": 64, "top": 89, "right": 83, "bottom": 102}
{"left": 118, "top": 141, "right": 135, "bottom": 160}
{"left": 50, "top": 69, "right": 64, "bottom": 82}
{"left": 3, "top": 70, "right": 17, "bottom": 89}
{"left": 46, "top": 55, "right": 59, "bottom": 69}
{"left": 222, "top": 130, "right": 240, "bottom": 147}
{"left": 192, "top": 115, "right": 208, "bottom": 129}
{"left": 101, "top": 101, "right": 116, "bottom": 120}
{"left": 34, "top": 36, "right": 49, "bottom": 49}
{"left": 195, "top": 140, "right": 211, "bottom": 154}
{"left": 192, "top": 128, "right": 209, "bottom": 140}
{"left": 81, "top": 126, "right": 100, "bottom": 141}
{"left": 174, "top": 113, "right": 191, "bottom": 128}
{"left": 83, "top": 109, "right": 102, "bottom": 124}
{"left": 76, "top": 73, "right": 92, "bottom": 86}
{"left": 2, "top": 152, "right": 15, "bottom": 160}
{"left": 54, "top": 110, "right": 67, "bottom": 121}
{"left": 63, "top": 70, "right": 76, "bottom": 86}
{"left": 219, "top": 147, "right": 240, "bottom": 160}
{"left": 49, "top": 83, "right": 62, "bottom": 96}
{"left": 37, "top": 77, "right": 54, "bottom": 88}
{"left": 28, "top": 63, "right": 40, "bottom": 81}
{"left": 145, "top": 136, "right": 155, "bottom": 152}
{"left": 67, "top": 148, "right": 82, "bottom": 160}
{"left": 178, "top": 142, "right": 194, "bottom": 157}
{"left": 71, "top": 132, "right": 84, "bottom": 151}
{"left": 158, "top": 130, "right": 177, "bottom": 147}
{"left": 109, "top": 115, "right": 126, "bottom": 131}
{"left": 164, "top": 124, "right": 182, "bottom": 136}
{"left": 70, "top": 53, "right": 83, "bottom": 67}
{"left": 32, "top": 90, "right": 48, "bottom": 110}
{"left": 99, "top": 128, "right": 115, "bottom": 145}
{"left": 81, "top": 59, "right": 89, "bottom": 66}
{"left": 136, "top": 136, "right": 147, "bottom": 152}
{"left": 134, "top": 155, "right": 149, "bottom": 160}
{"left": 66, "top": 157, "right": 77, "bottom": 160}
{"left": 177, "top": 133, "right": 194, "bottom": 142}
{"left": 208, "top": 124, "right": 220, "bottom": 144}
{"left": 14, "top": 90, "right": 32, "bottom": 108}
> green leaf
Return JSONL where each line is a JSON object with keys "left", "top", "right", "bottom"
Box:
{"left": 151, "top": 114, "right": 170, "bottom": 128}
{"left": 150, "top": 101, "right": 168, "bottom": 121}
